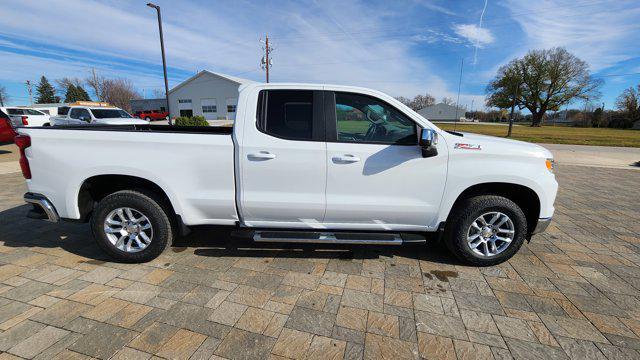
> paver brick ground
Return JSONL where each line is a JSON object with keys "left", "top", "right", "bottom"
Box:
{"left": 0, "top": 164, "right": 639, "bottom": 359}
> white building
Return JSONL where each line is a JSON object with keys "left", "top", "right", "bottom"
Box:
{"left": 417, "top": 103, "right": 463, "bottom": 121}
{"left": 168, "top": 70, "right": 252, "bottom": 120}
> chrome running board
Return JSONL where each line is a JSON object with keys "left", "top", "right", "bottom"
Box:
{"left": 252, "top": 230, "right": 426, "bottom": 245}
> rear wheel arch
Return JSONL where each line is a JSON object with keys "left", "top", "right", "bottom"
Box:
{"left": 445, "top": 182, "right": 541, "bottom": 237}
{"left": 77, "top": 174, "right": 177, "bottom": 223}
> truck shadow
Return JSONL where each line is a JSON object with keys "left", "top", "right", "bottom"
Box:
{"left": 0, "top": 205, "right": 462, "bottom": 266}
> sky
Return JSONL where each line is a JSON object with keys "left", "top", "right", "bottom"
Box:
{"left": 0, "top": 0, "right": 639, "bottom": 112}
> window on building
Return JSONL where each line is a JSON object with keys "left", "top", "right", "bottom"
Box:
{"left": 178, "top": 99, "right": 192, "bottom": 104}
{"left": 226, "top": 98, "right": 237, "bottom": 113}
{"left": 202, "top": 105, "right": 217, "bottom": 113}
{"left": 179, "top": 109, "right": 193, "bottom": 117}
{"left": 257, "top": 90, "right": 314, "bottom": 141}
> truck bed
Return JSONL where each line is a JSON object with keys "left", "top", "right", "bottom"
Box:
{"left": 19, "top": 125, "right": 238, "bottom": 226}
{"left": 27, "top": 123, "right": 233, "bottom": 134}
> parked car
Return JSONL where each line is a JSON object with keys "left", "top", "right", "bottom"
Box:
{"left": 51, "top": 105, "right": 149, "bottom": 126}
{"left": 134, "top": 110, "right": 169, "bottom": 121}
{"left": 0, "top": 107, "right": 51, "bottom": 127}
{"left": 17, "top": 83, "right": 557, "bottom": 265}
{"left": 0, "top": 109, "right": 17, "bottom": 143}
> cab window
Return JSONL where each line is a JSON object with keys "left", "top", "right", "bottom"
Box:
{"left": 257, "top": 90, "right": 320, "bottom": 141}
{"left": 333, "top": 92, "right": 417, "bottom": 145}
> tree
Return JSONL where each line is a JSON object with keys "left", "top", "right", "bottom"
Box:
{"left": 441, "top": 97, "right": 455, "bottom": 106}
{"left": 35, "top": 76, "right": 57, "bottom": 104}
{"left": 101, "top": 78, "right": 141, "bottom": 112}
{"left": 614, "top": 85, "right": 640, "bottom": 128}
{"left": 0, "top": 85, "right": 8, "bottom": 106}
{"left": 592, "top": 107, "right": 603, "bottom": 128}
{"left": 486, "top": 47, "right": 602, "bottom": 126}
{"left": 57, "top": 77, "right": 91, "bottom": 102}
{"left": 63, "top": 84, "right": 91, "bottom": 102}
{"left": 410, "top": 94, "right": 435, "bottom": 111}
{"left": 395, "top": 93, "right": 435, "bottom": 111}
{"left": 84, "top": 70, "right": 140, "bottom": 111}
{"left": 395, "top": 96, "right": 412, "bottom": 107}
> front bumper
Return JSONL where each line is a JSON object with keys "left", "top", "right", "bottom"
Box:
{"left": 24, "top": 193, "right": 59, "bottom": 223}
{"left": 532, "top": 217, "right": 552, "bottom": 234}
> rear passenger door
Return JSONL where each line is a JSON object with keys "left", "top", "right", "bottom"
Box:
{"left": 239, "top": 90, "right": 327, "bottom": 228}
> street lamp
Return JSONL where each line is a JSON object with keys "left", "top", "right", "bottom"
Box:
{"left": 147, "top": 3, "right": 172, "bottom": 125}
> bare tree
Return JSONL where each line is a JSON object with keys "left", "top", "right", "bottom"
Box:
{"left": 441, "top": 97, "right": 455, "bottom": 106}
{"left": 395, "top": 93, "right": 435, "bottom": 111}
{"left": 86, "top": 69, "right": 106, "bottom": 101}
{"left": 0, "top": 85, "right": 8, "bottom": 106}
{"left": 102, "top": 78, "right": 141, "bottom": 112}
{"left": 486, "top": 47, "right": 602, "bottom": 126}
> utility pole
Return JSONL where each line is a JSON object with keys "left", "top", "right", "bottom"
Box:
{"left": 507, "top": 84, "right": 519, "bottom": 137}
{"left": 25, "top": 80, "right": 33, "bottom": 105}
{"left": 147, "top": 3, "right": 172, "bottom": 125}
{"left": 0, "top": 90, "right": 4, "bottom": 107}
{"left": 261, "top": 35, "right": 273, "bottom": 83}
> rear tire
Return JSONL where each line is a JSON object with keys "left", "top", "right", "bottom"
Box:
{"left": 444, "top": 195, "right": 527, "bottom": 266}
{"left": 91, "top": 190, "right": 174, "bottom": 263}
{"left": 145, "top": 117, "right": 152, "bottom": 121}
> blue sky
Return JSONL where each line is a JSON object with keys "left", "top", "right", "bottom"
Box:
{"left": 0, "top": 0, "right": 639, "bottom": 111}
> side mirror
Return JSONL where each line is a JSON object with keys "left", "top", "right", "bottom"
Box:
{"left": 419, "top": 128, "right": 438, "bottom": 158}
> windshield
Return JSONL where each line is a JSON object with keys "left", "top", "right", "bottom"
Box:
{"left": 90, "top": 109, "right": 132, "bottom": 119}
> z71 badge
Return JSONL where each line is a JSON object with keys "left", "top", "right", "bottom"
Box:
{"left": 454, "top": 143, "right": 482, "bottom": 150}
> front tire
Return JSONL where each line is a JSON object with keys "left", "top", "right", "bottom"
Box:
{"left": 91, "top": 190, "right": 174, "bottom": 263}
{"left": 444, "top": 195, "right": 527, "bottom": 266}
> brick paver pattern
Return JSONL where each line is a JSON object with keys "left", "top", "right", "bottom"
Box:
{"left": 0, "top": 164, "right": 639, "bottom": 359}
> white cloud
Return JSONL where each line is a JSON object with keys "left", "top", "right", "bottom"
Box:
{"left": 0, "top": 0, "right": 487, "bottom": 105}
{"left": 503, "top": 0, "right": 640, "bottom": 71}
{"left": 453, "top": 24, "right": 495, "bottom": 47}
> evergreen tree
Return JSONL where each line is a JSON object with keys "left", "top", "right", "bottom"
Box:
{"left": 75, "top": 85, "right": 91, "bottom": 101}
{"left": 64, "top": 84, "right": 78, "bottom": 102}
{"left": 35, "top": 76, "right": 57, "bottom": 103}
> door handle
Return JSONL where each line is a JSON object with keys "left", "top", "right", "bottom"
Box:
{"left": 248, "top": 151, "right": 276, "bottom": 160}
{"left": 332, "top": 154, "right": 360, "bottom": 163}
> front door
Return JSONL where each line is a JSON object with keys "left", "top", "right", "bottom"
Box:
{"left": 324, "top": 91, "right": 447, "bottom": 231}
{"left": 239, "top": 90, "right": 326, "bottom": 228}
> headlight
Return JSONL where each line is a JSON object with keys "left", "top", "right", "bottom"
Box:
{"left": 545, "top": 158, "right": 555, "bottom": 173}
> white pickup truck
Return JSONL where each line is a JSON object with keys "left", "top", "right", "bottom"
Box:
{"left": 51, "top": 105, "right": 149, "bottom": 126}
{"left": 16, "top": 83, "right": 557, "bottom": 266}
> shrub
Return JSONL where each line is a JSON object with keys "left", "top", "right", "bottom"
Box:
{"left": 174, "top": 115, "right": 209, "bottom": 126}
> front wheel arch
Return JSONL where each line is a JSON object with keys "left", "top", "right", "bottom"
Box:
{"left": 444, "top": 182, "right": 541, "bottom": 238}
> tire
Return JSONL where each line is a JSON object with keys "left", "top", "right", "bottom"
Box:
{"left": 43, "top": 123, "right": 50, "bottom": 127}
{"left": 444, "top": 195, "right": 527, "bottom": 266}
{"left": 90, "top": 190, "right": 174, "bottom": 263}
{"left": 145, "top": 117, "right": 152, "bottom": 121}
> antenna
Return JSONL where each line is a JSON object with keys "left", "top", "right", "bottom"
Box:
{"left": 453, "top": 58, "right": 464, "bottom": 132}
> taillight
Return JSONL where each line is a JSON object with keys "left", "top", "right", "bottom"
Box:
{"left": 14, "top": 135, "right": 31, "bottom": 179}
{"left": 21, "top": 116, "right": 28, "bottom": 126}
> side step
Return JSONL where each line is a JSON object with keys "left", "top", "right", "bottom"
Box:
{"left": 247, "top": 230, "right": 426, "bottom": 245}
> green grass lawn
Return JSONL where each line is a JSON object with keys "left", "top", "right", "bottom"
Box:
{"left": 434, "top": 123, "right": 640, "bottom": 147}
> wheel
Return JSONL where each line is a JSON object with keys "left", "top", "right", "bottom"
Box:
{"left": 444, "top": 195, "right": 527, "bottom": 266}
{"left": 145, "top": 117, "right": 152, "bottom": 121}
{"left": 43, "top": 123, "right": 50, "bottom": 127}
{"left": 90, "top": 190, "right": 174, "bottom": 262}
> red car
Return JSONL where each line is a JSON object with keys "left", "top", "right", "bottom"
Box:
{"left": 134, "top": 110, "right": 169, "bottom": 121}
{"left": 0, "top": 109, "right": 17, "bottom": 143}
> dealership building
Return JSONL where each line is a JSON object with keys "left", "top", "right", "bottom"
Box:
{"left": 130, "top": 70, "right": 251, "bottom": 120}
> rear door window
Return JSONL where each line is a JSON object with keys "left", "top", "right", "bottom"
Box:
{"left": 7, "top": 109, "right": 24, "bottom": 115}
{"left": 256, "top": 90, "right": 322, "bottom": 141}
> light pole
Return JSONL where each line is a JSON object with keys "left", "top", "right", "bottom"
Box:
{"left": 147, "top": 3, "right": 172, "bottom": 125}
